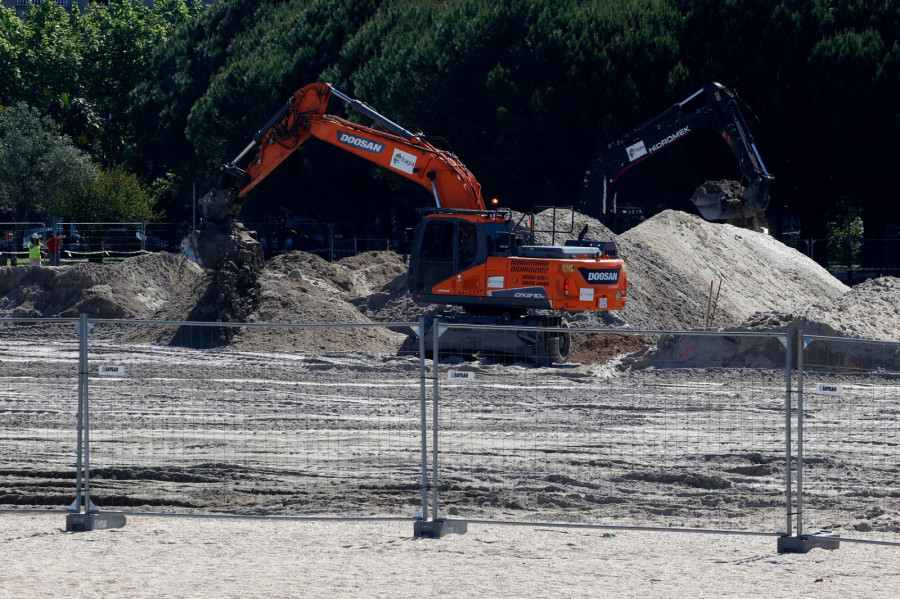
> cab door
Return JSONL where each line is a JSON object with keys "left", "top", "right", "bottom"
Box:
{"left": 410, "top": 218, "right": 481, "bottom": 295}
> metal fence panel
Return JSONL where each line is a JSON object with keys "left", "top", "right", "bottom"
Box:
{"left": 5, "top": 314, "right": 900, "bottom": 551}
{"left": 79, "top": 321, "right": 425, "bottom": 518}
{"left": 798, "top": 334, "right": 900, "bottom": 544}
{"left": 0, "top": 320, "right": 81, "bottom": 510}
{"left": 432, "top": 326, "right": 790, "bottom": 534}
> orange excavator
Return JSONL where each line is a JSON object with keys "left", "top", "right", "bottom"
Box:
{"left": 184, "top": 82, "right": 627, "bottom": 363}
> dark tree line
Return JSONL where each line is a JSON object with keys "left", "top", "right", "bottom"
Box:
{"left": 3, "top": 0, "right": 899, "bottom": 265}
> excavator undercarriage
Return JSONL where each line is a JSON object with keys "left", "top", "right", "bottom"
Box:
{"left": 416, "top": 310, "right": 571, "bottom": 365}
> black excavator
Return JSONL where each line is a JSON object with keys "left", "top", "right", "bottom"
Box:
{"left": 582, "top": 82, "right": 774, "bottom": 229}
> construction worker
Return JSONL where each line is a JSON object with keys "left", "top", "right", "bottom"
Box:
{"left": 46, "top": 232, "right": 62, "bottom": 266}
{"left": 27, "top": 233, "right": 43, "bottom": 266}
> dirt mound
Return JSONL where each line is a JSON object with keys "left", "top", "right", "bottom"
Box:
{"left": 614, "top": 210, "right": 849, "bottom": 330}
{"left": 800, "top": 275, "right": 900, "bottom": 341}
{"left": 0, "top": 253, "right": 208, "bottom": 320}
{"left": 229, "top": 250, "right": 411, "bottom": 352}
{"left": 2, "top": 210, "right": 894, "bottom": 364}
{"left": 0, "top": 250, "right": 414, "bottom": 353}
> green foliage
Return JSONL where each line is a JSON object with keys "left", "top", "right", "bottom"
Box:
{"left": 0, "top": 1, "right": 206, "bottom": 168}
{"left": 178, "top": 0, "right": 687, "bottom": 214}
{"left": 808, "top": 28, "right": 892, "bottom": 180}
{"left": 131, "top": 0, "right": 278, "bottom": 181}
{"left": 57, "top": 164, "right": 162, "bottom": 263}
{"left": 0, "top": 102, "right": 98, "bottom": 221}
{"left": 13, "top": 2, "right": 80, "bottom": 107}
{"left": 180, "top": 0, "right": 381, "bottom": 181}
{"left": 828, "top": 213, "right": 865, "bottom": 269}
{"left": 4, "top": 0, "right": 900, "bottom": 242}
{"left": 61, "top": 165, "right": 157, "bottom": 223}
{"left": 0, "top": 8, "right": 26, "bottom": 107}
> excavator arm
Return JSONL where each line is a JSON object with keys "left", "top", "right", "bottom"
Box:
{"left": 582, "top": 81, "right": 774, "bottom": 222}
{"left": 200, "top": 82, "right": 484, "bottom": 227}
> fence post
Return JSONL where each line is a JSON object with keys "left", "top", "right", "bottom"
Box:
{"left": 83, "top": 314, "right": 95, "bottom": 515}
{"left": 65, "top": 314, "right": 126, "bottom": 532}
{"left": 796, "top": 326, "right": 804, "bottom": 537}
{"left": 784, "top": 332, "right": 793, "bottom": 538}
{"left": 68, "top": 313, "right": 88, "bottom": 515}
{"left": 431, "top": 319, "right": 440, "bottom": 521}
{"left": 414, "top": 318, "right": 467, "bottom": 538}
{"left": 418, "top": 318, "right": 429, "bottom": 523}
{"left": 778, "top": 327, "right": 839, "bottom": 552}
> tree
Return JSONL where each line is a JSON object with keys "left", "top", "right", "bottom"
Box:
{"left": 54, "top": 165, "right": 160, "bottom": 262}
{"left": 0, "top": 8, "right": 26, "bottom": 107}
{"left": 828, "top": 213, "right": 864, "bottom": 272}
{"left": 57, "top": 165, "right": 157, "bottom": 223}
{"left": 78, "top": 0, "right": 900, "bottom": 242}
{"left": 0, "top": 102, "right": 98, "bottom": 223}
{"left": 8, "top": 2, "right": 80, "bottom": 109}
{"left": 131, "top": 0, "right": 296, "bottom": 183}
{"left": 0, "top": 1, "right": 207, "bottom": 169}
{"left": 74, "top": 0, "right": 203, "bottom": 166}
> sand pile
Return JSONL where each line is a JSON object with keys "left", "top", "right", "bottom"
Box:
{"left": 0, "top": 253, "right": 208, "bottom": 320}
{"left": 613, "top": 210, "right": 850, "bottom": 330}
{"left": 229, "top": 251, "right": 411, "bottom": 352}
{"left": 0, "top": 210, "right": 896, "bottom": 360}
{"left": 795, "top": 275, "right": 900, "bottom": 340}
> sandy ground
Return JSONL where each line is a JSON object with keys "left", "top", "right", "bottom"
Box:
{"left": 3, "top": 210, "right": 899, "bottom": 597}
{"left": 1, "top": 513, "right": 898, "bottom": 599}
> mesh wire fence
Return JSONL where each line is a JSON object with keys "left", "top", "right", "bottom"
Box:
{"left": 0, "top": 320, "right": 81, "bottom": 510}
{"left": 797, "top": 335, "right": 900, "bottom": 543}
{"left": 4, "top": 316, "right": 900, "bottom": 547}
{"left": 79, "top": 321, "right": 424, "bottom": 518}
{"left": 432, "top": 326, "right": 791, "bottom": 533}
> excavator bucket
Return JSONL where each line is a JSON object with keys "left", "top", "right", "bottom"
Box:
{"left": 691, "top": 178, "right": 772, "bottom": 222}
{"left": 182, "top": 218, "right": 263, "bottom": 270}
{"left": 181, "top": 188, "right": 250, "bottom": 267}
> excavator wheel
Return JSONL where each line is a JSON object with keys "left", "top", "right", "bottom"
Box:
{"left": 528, "top": 319, "right": 571, "bottom": 366}
{"left": 544, "top": 321, "right": 571, "bottom": 364}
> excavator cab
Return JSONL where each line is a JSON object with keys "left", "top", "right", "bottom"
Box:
{"left": 410, "top": 217, "right": 480, "bottom": 293}
{"left": 409, "top": 210, "right": 514, "bottom": 303}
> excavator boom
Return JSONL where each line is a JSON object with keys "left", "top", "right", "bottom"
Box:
{"left": 200, "top": 83, "right": 484, "bottom": 226}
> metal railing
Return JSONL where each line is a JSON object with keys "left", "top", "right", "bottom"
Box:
{"left": 429, "top": 325, "right": 792, "bottom": 536}
{"left": 780, "top": 236, "right": 900, "bottom": 283}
